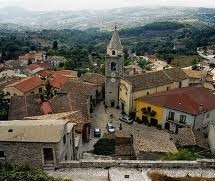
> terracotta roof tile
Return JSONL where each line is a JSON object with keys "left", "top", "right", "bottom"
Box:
{"left": 164, "top": 68, "right": 188, "bottom": 82}
{"left": 36, "top": 70, "right": 51, "bottom": 78}
{"left": 27, "top": 64, "right": 43, "bottom": 71}
{"left": 124, "top": 70, "right": 173, "bottom": 92}
{"left": 59, "top": 80, "right": 96, "bottom": 96}
{"left": 137, "top": 87, "right": 215, "bottom": 115}
{"left": 6, "top": 77, "right": 44, "bottom": 93}
{"left": 48, "top": 75, "right": 68, "bottom": 89}
{"left": 80, "top": 73, "right": 106, "bottom": 85}
{"left": 134, "top": 130, "right": 177, "bottom": 153}
{"left": 171, "top": 128, "right": 209, "bottom": 149}
{"left": 8, "top": 94, "right": 42, "bottom": 120}
{"left": 52, "top": 70, "right": 78, "bottom": 78}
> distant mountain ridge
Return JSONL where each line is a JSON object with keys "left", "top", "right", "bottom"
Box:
{"left": 0, "top": 6, "right": 214, "bottom": 31}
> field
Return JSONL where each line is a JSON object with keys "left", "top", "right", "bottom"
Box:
{"left": 170, "top": 55, "right": 205, "bottom": 67}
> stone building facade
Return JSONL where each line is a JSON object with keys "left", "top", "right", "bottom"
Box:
{"left": 0, "top": 120, "right": 76, "bottom": 168}
{"left": 105, "top": 27, "right": 124, "bottom": 107}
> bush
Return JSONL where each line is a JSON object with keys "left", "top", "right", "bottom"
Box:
{"left": 94, "top": 139, "right": 115, "bottom": 155}
{"left": 0, "top": 162, "right": 60, "bottom": 181}
{"left": 161, "top": 149, "right": 196, "bottom": 161}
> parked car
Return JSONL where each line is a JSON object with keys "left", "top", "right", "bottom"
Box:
{"left": 94, "top": 128, "right": 101, "bottom": 137}
{"left": 119, "top": 115, "right": 133, "bottom": 124}
{"left": 106, "top": 123, "right": 115, "bottom": 133}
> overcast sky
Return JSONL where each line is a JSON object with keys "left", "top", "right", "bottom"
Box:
{"left": 0, "top": 0, "right": 214, "bottom": 11}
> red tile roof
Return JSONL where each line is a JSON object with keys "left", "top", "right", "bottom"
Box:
{"left": 80, "top": 73, "right": 106, "bottom": 85}
{"left": 146, "top": 55, "right": 158, "bottom": 60}
{"left": 136, "top": 87, "right": 215, "bottom": 115}
{"left": 48, "top": 75, "right": 68, "bottom": 89}
{"left": 27, "top": 64, "right": 43, "bottom": 71}
{"left": 7, "top": 77, "right": 44, "bottom": 93}
{"left": 52, "top": 70, "right": 78, "bottom": 78}
{"left": 37, "top": 70, "right": 51, "bottom": 78}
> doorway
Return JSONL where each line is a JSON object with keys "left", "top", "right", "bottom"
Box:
{"left": 121, "top": 102, "right": 125, "bottom": 111}
{"left": 111, "top": 101, "right": 115, "bottom": 107}
{"left": 165, "top": 122, "right": 170, "bottom": 130}
{"left": 150, "top": 118, "right": 158, "bottom": 127}
{"left": 43, "top": 148, "right": 54, "bottom": 164}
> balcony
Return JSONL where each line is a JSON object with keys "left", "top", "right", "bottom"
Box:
{"left": 166, "top": 117, "right": 186, "bottom": 126}
{"left": 141, "top": 107, "right": 156, "bottom": 117}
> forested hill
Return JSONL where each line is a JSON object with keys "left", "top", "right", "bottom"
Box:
{"left": 0, "top": 21, "right": 215, "bottom": 67}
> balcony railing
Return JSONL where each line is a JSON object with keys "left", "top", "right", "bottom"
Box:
{"left": 166, "top": 117, "right": 186, "bottom": 126}
{"left": 141, "top": 108, "right": 156, "bottom": 117}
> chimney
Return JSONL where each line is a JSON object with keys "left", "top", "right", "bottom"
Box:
{"left": 199, "top": 104, "right": 204, "bottom": 112}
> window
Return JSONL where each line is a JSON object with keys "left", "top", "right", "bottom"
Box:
{"left": 179, "top": 81, "right": 182, "bottom": 88}
{"left": 147, "top": 107, "right": 151, "bottom": 112}
{"left": 0, "top": 151, "right": 5, "bottom": 158}
{"left": 63, "top": 135, "right": 66, "bottom": 144}
{"left": 39, "top": 87, "right": 42, "bottom": 93}
{"left": 147, "top": 92, "right": 149, "bottom": 95}
{"left": 167, "top": 87, "right": 170, "bottom": 91}
{"left": 111, "top": 62, "right": 116, "bottom": 71}
{"left": 180, "top": 115, "right": 186, "bottom": 124}
{"left": 112, "top": 50, "right": 116, "bottom": 56}
{"left": 168, "top": 111, "right": 175, "bottom": 120}
{"left": 65, "top": 154, "right": 67, "bottom": 161}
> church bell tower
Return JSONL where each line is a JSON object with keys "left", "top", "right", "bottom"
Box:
{"left": 105, "top": 26, "right": 124, "bottom": 107}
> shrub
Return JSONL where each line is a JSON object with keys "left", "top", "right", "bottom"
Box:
{"left": 0, "top": 162, "right": 60, "bottom": 181}
{"left": 94, "top": 139, "right": 115, "bottom": 156}
{"left": 160, "top": 149, "right": 196, "bottom": 161}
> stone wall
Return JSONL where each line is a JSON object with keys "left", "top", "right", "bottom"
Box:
{"left": 58, "top": 159, "right": 215, "bottom": 169}
{"left": 0, "top": 142, "right": 58, "bottom": 168}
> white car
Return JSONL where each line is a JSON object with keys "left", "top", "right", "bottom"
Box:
{"left": 119, "top": 115, "right": 133, "bottom": 124}
{"left": 106, "top": 123, "right": 115, "bottom": 133}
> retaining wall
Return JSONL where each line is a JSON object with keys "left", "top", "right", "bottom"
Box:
{"left": 57, "top": 159, "right": 215, "bottom": 169}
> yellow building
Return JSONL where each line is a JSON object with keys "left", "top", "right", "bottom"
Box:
{"left": 119, "top": 68, "right": 189, "bottom": 114}
{"left": 135, "top": 99, "right": 164, "bottom": 127}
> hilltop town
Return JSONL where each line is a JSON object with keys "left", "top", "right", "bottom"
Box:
{"left": 0, "top": 21, "right": 215, "bottom": 180}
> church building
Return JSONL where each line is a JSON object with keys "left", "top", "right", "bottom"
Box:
{"left": 105, "top": 27, "right": 124, "bottom": 107}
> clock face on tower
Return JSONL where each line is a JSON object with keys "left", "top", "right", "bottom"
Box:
{"left": 111, "top": 78, "right": 116, "bottom": 83}
{"left": 111, "top": 72, "right": 116, "bottom": 77}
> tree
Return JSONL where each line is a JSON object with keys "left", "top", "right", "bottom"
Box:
{"left": 64, "top": 59, "right": 75, "bottom": 70}
{"left": 58, "top": 62, "right": 64, "bottom": 68}
{"left": 0, "top": 91, "right": 9, "bottom": 120}
{"left": 94, "top": 139, "right": 115, "bottom": 156}
{"left": 163, "top": 54, "right": 174, "bottom": 65}
{"left": 52, "top": 41, "right": 58, "bottom": 51}
{"left": 192, "top": 64, "right": 198, "bottom": 70}
{"left": 41, "top": 80, "right": 56, "bottom": 101}
{"left": 138, "top": 58, "right": 147, "bottom": 69}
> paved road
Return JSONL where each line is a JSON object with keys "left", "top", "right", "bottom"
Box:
{"left": 48, "top": 167, "right": 215, "bottom": 181}
{"left": 197, "top": 51, "right": 215, "bottom": 64}
{"left": 82, "top": 102, "right": 164, "bottom": 153}
{"left": 82, "top": 103, "right": 122, "bottom": 152}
